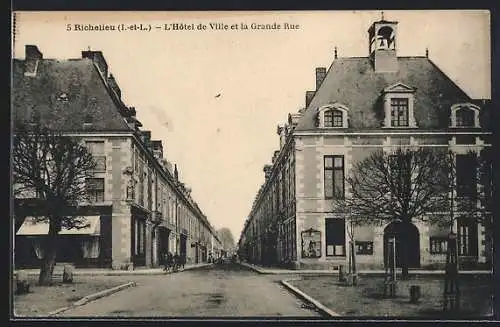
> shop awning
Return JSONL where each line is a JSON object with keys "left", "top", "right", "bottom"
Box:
{"left": 16, "top": 216, "right": 101, "bottom": 236}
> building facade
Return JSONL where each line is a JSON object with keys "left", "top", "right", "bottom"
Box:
{"left": 239, "top": 17, "right": 492, "bottom": 270}
{"left": 13, "top": 45, "right": 222, "bottom": 269}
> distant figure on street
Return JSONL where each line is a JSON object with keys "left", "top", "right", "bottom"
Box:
{"left": 164, "top": 251, "right": 173, "bottom": 272}
{"left": 173, "top": 253, "right": 180, "bottom": 272}
{"left": 180, "top": 253, "right": 186, "bottom": 270}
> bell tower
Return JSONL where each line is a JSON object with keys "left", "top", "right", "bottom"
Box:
{"left": 368, "top": 13, "right": 398, "bottom": 72}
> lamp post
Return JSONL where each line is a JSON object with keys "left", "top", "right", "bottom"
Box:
{"left": 384, "top": 218, "right": 401, "bottom": 297}
{"left": 444, "top": 153, "right": 460, "bottom": 312}
{"left": 348, "top": 207, "right": 358, "bottom": 285}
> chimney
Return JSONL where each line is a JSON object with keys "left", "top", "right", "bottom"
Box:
{"left": 272, "top": 150, "right": 280, "bottom": 164}
{"left": 151, "top": 140, "right": 163, "bottom": 159}
{"left": 107, "top": 74, "right": 121, "bottom": 98}
{"left": 315, "top": 67, "right": 327, "bottom": 90}
{"left": 263, "top": 165, "right": 273, "bottom": 181}
{"left": 305, "top": 91, "right": 315, "bottom": 108}
{"left": 142, "top": 130, "right": 151, "bottom": 145}
{"left": 82, "top": 50, "right": 109, "bottom": 79}
{"left": 174, "top": 164, "right": 179, "bottom": 180}
{"left": 277, "top": 125, "right": 286, "bottom": 149}
{"left": 25, "top": 45, "right": 43, "bottom": 60}
{"left": 24, "top": 45, "right": 42, "bottom": 76}
{"left": 288, "top": 112, "right": 302, "bottom": 128}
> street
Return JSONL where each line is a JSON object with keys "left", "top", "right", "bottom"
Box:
{"left": 59, "top": 263, "right": 321, "bottom": 317}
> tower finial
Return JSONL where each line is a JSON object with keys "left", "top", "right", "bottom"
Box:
{"left": 381, "top": 11, "right": 384, "bottom": 21}
{"left": 425, "top": 47, "right": 429, "bottom": 58}
{"left": 334, "top": 46, "right": 338, "bottom": 59}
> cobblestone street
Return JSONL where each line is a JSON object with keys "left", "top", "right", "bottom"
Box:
{"left": 58, "top": 264, "right": 320, "bottom": 317}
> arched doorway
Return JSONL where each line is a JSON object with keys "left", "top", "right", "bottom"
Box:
{"left": 383, "top": 221, "right": 420, "bottom": 268}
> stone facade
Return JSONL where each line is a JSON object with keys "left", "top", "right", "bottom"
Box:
{"left": 239, "top": 16, "right": 492, "bottom": 270}
{"left": 13, "top": 45, "right": 224, "bottom": 269}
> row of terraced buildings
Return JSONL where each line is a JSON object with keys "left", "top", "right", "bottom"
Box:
{"left": 13, "top": 45, "right": 224, "bottom": 269}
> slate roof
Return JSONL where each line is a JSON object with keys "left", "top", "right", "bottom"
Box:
{"left": 12, "top": 58, "right": 132, "bottom": 132}
{"left": 295, "top": 56, "right": 489, "bottom": 131}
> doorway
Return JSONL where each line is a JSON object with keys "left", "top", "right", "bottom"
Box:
{"left": 383, "top": 221, "right": 420, "bottom": 268}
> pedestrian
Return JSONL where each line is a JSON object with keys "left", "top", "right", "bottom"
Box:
{"left": 173, "top": 253, "right": 180, "bottom": 272}
{"left": 181, "top": 253, "right": 186, "bottom": 270}
{"left": 168, "top": 252, "right": 174, "bottom": 272}
{"left": 163, "top": 251, "right": 170, "bottom": 272}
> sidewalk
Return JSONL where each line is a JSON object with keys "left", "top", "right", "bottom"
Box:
{"left": 239, "top": 262, "right": 492, "bottom": 275}
{"left": 14, "top": 262, "right": 213, "bottom": 277}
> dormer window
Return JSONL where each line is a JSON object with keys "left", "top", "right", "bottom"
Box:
{"left": 382, "top": 82, "right": 417, "bottom": 128}
{"left": 390, "top": 98, "right": 409, "bottom": 127}
{"left": 451, "top": 103, "right": 480, "bottom": 128}
{"left": 316, "top": 103, "right": 349, "bottom": 128}
{"left": 456, "top": 108, "right": 474, "bottom": 127}
{"left": 324, "top": 109, "right": 343, "bottom": 127}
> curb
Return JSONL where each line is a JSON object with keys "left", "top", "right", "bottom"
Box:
{"left": 16, "top": 263, "right": 213, "bottom": 277}
{"left": 280, "top": 278, "right": 340, "bottom": 318}
{"left": 48, "top": 281, "right": 137, "bottom": 316}
{"left": 238, "top": 263, "right": 492, "bottom": 276}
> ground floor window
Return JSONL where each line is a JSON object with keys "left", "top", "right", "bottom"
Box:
{"left": 430, "top": 237, "right": 448, "bottom": 254}
{"left": 81, "top": 237, "right": 100, "bottom": 258}
{"left": 355, "top": 241, "right": 373, "bottom": 255}
{"left": 457, "top": 217, "right": 478, "bottom": 256}
{"left": 133, "top": 218, "right": 146, "bottom": 256}
{"left": 326, "top": 218, "right": 345, "bottom": 257}
{"left": 29, "top": 237, "right": 97, "bottom": 261}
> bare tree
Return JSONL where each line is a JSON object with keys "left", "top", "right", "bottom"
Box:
{"left": 13, "top": 120, "right": 97, "bottom": 285}
{"left": 336, "top": 147, "right": 450, "bottom": 279}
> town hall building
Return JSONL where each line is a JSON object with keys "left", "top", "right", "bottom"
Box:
{"left": 239, "top": 16, "right": 492, "bottom": 270}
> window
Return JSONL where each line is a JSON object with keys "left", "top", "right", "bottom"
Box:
{"left": 317, "top": 105, "right": 349, "bottom": 128}
{"left": 86, "top": 178, "right": 104, "bottom": 202}
{"left": 430, "top": 237, "right": 448, "bottom": 254}
{"left": 450, "top": 103, "right": 480, "bottom": 128}
{"left": 325, "top": 218, "right": 345, "bottom": 256}
{"left": 455, "top": 107, "right": 475, "bottom": 127}
{"left": 324, "top": 156, "right": 344, "bottom": 199}
{"left": 355, "top": 241, "right": 373, "bottom": 255}
{"left": 134, "top": 219, "right": 146, "bottom": 256}
{"left": 456, "top": 154, "right": 477, "bottom": 197}
{"left": 139, "top": 222, "right": 145, "bottom": 254}
{"left": 134, "top": 219, "right": 139, "bottom": 255}
{"left": 391, "top": 98, "right": 409, "bottom": 127}
{"left": 458, "top": 218, "right": 477, "bottom": 256}
{"left": 86, "top": 141, "right": 106, "bottom": 171}
{"left": 324, "top": 109, "right": 343, "bottom": 128}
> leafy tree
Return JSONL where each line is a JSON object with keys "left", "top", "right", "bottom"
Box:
{"left": 13, "top": 120, "right": 97, "bottom": 285}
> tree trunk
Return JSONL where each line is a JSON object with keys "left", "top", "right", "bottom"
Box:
{"left": 38, "top": 236, "right": 58, "bottom": 285}
{"left": 401, "top": 222, "right": 410, "bottom": 280}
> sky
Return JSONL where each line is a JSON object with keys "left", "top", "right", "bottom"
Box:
{"left": 12, "top": 10, "right": 491, "bottom": 241}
